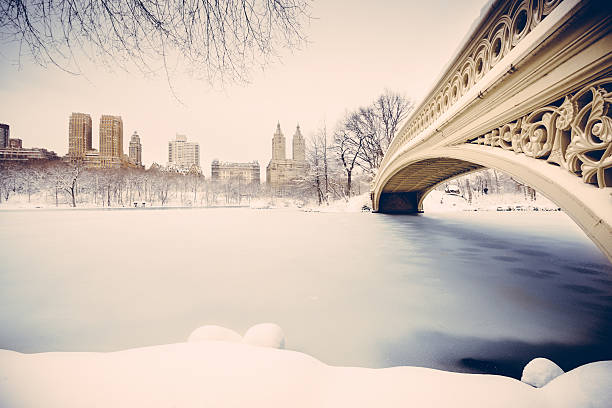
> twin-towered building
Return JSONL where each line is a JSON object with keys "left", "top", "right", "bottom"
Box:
{"left": 266, "top": 123, "right": 307, "bottom": 189}
{"left": 209, "top": 123, "right": 306, "bottom": 194}
{"left": 68, "top": 112, "right": 143, "bottom": 168}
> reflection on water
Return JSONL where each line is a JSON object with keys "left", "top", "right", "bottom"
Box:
{"left": 0, "top": 208, "right": 610, "bottom": 378}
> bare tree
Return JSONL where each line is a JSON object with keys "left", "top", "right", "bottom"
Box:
{"left": 306, "top": 131, "right": 325, "bottom": 205}
{"left": 17, "top": 164, "right": 42, "bottom": 202}
{"left": 56, "top": 163, "right": 83, "bottom": 207}
{"left": 335, "top": 112, "right": 368, "bottom": 197}
{"left": 306, "top": 123, "right": 344, "bottom": 204}
{"left": 333, "top": 90, "right": 412, "bottom": 190}
{"left": 374, "top": 90, "right": 413, "bottom": 152}
{"left": 151, "top": 170, "right": 173, "bottom": 206}
{"left": 1, "top": 0, "right": 311, "bottom": 84}
{"left": 187, "top": 167, "right": 204, "bottom": 206}
{"left": 0, "top": 162, "right": 19, "bottom": 202}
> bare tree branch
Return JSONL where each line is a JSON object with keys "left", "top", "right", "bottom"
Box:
{"left": 0, "top": 0, "right": 311, "bottom": 85}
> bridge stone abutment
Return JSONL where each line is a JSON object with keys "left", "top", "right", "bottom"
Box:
{"left": 378, "top": 192, "right": 422, "bottom": 214}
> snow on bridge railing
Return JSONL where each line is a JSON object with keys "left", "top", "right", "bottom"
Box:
{"left": 378, "top": 0, "right": 563, "bottom": 175}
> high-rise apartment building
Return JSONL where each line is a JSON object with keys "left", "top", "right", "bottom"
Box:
{"left": 68, "top": 113, "right": 92, "bottom": 160}
{"left": 0, "top": 124, "right": 9, "bottom": 149}
{"left": 99, "top": 115, "right": 123, "bottom": 168}
{"left": 129, "top": 131, "right": 143, "bottom": 167}
{"left": 168, "top": 134, "right": 200, "bottom": 170}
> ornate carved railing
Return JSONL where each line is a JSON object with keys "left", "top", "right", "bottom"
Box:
{"left": 379, "top": 0, "right": 563, "bottom": 172}
{"left": 467, "top": 77, "right": 612, "bottom": 188}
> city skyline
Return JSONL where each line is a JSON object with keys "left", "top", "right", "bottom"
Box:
{"left": 0, "top": 0, "right": 487, "bottom": 169}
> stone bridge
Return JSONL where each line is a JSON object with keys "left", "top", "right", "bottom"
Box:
{"left": 371, "top": 0, "right": 612, "bottom": 261}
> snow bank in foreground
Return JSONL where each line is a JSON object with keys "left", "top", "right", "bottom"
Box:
{"left": 303, "top": 193, "right": 372, "bottom": 213}
{"left": 1, "top": 336, "right": 610, "bottom": 407}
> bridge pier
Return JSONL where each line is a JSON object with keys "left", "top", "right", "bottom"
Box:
{"left": 377, "top": 192, "right": 424, "bottom": 214}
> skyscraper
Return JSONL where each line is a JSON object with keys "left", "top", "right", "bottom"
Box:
{"left": 168, "top": 134, "right": 200, "bottom": 170}
{"left": 68, "top": 113, "right": 92, "bottom": 160}
{"left": 129, "top": 131, "right": 143, "bottom": 166}
{"left": 99, "top": 115, "right": 123, "bottom": 168}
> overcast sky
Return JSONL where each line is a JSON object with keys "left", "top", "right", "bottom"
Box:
{"left": 0, "top": 0, "right": 487, "bottom": 174}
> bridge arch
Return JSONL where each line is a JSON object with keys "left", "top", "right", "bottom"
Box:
{"left": 373, "top": 145, "right": 612, "bottom": 261}
{"left": 371, "top": 0, "right": 611, "bottom": 261}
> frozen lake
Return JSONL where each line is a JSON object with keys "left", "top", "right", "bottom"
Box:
{"left": 0, "top": 208, "right": 610, "bottom": 378}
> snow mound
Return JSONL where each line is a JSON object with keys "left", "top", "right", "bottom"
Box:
{"left": 541, "top": 361, "right": 612, "bottom": 407}
{"left": 521, "top": 358, "right": 564, "bottom": 388}
{"left": 188, "top": 325, "right": 242, "bottom": 343}
{"left": 243, "top": 323, "right": 285, "bottom": 349}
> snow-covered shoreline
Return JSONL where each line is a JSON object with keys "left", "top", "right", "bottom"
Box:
{"left": 1, "top": 328, "right": 611, "bottom": 408}
{"left": 0, "top": 188, "right": 562, "bottom": 213}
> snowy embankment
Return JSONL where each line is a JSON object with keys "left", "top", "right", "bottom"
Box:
{"left": 423, "top": 190, "right": 560, "bottom": 212}
{"left": 1, "top": 324, "right": 611, "bottom": 408}
{"left": 299, "top": 193, "right": 372, "bottom": 212}
{"left": 297, "top": 190, "right": 559, "bottom": 213}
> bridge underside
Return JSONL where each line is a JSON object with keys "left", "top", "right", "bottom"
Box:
{"left": 378, "top": 158, "right": 483, "bottom": 213}
{"left": 371, "top": 0, "right": 612, "bottom": 260}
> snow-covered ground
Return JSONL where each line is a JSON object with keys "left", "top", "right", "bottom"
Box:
{"left": 1, "top": 326, "right": 611, "bottom": 408}
{"left": 0, "top": 186, "right": 560, "bottom": 213}
{"left": 423, "top": 190, "right": 560, "bottom": 212}
{"left": 248, "top": 185, "right": 559, "bottom": 213}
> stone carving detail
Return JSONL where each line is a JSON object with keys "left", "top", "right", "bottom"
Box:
{"left": 386, "top": 0, "right": 562, "bottom": 164}
{"left": 468, "top": 78, "right": 612, "bottom": 188}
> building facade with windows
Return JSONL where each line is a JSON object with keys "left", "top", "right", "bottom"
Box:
{"left": 211, "top": 160, "right": 260, "bottom": 186}
{"left": 68, "top": 113, "right": 92, "bottom": 161}
{"left": 0, "top": 125, "right": 58, "bottom": 162}
{"left": 99, "top": 115, "right": 123, "bottom": 168}
{"left": 168, "top": 134, "right": 200, "bottom": 171}
{"left": 0, "top": 135, "right": 59, "bottom": 162}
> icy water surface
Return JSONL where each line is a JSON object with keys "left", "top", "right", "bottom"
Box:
{"left": 0, "top": 208, "right": 611, "bottom": 378}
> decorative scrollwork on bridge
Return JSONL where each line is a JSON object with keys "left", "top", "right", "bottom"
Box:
{"left": 468, "top": 78, "right": 612, "bottom": 188}
{"left": 386, "top": 0, "right": 562, "bottom": 161}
